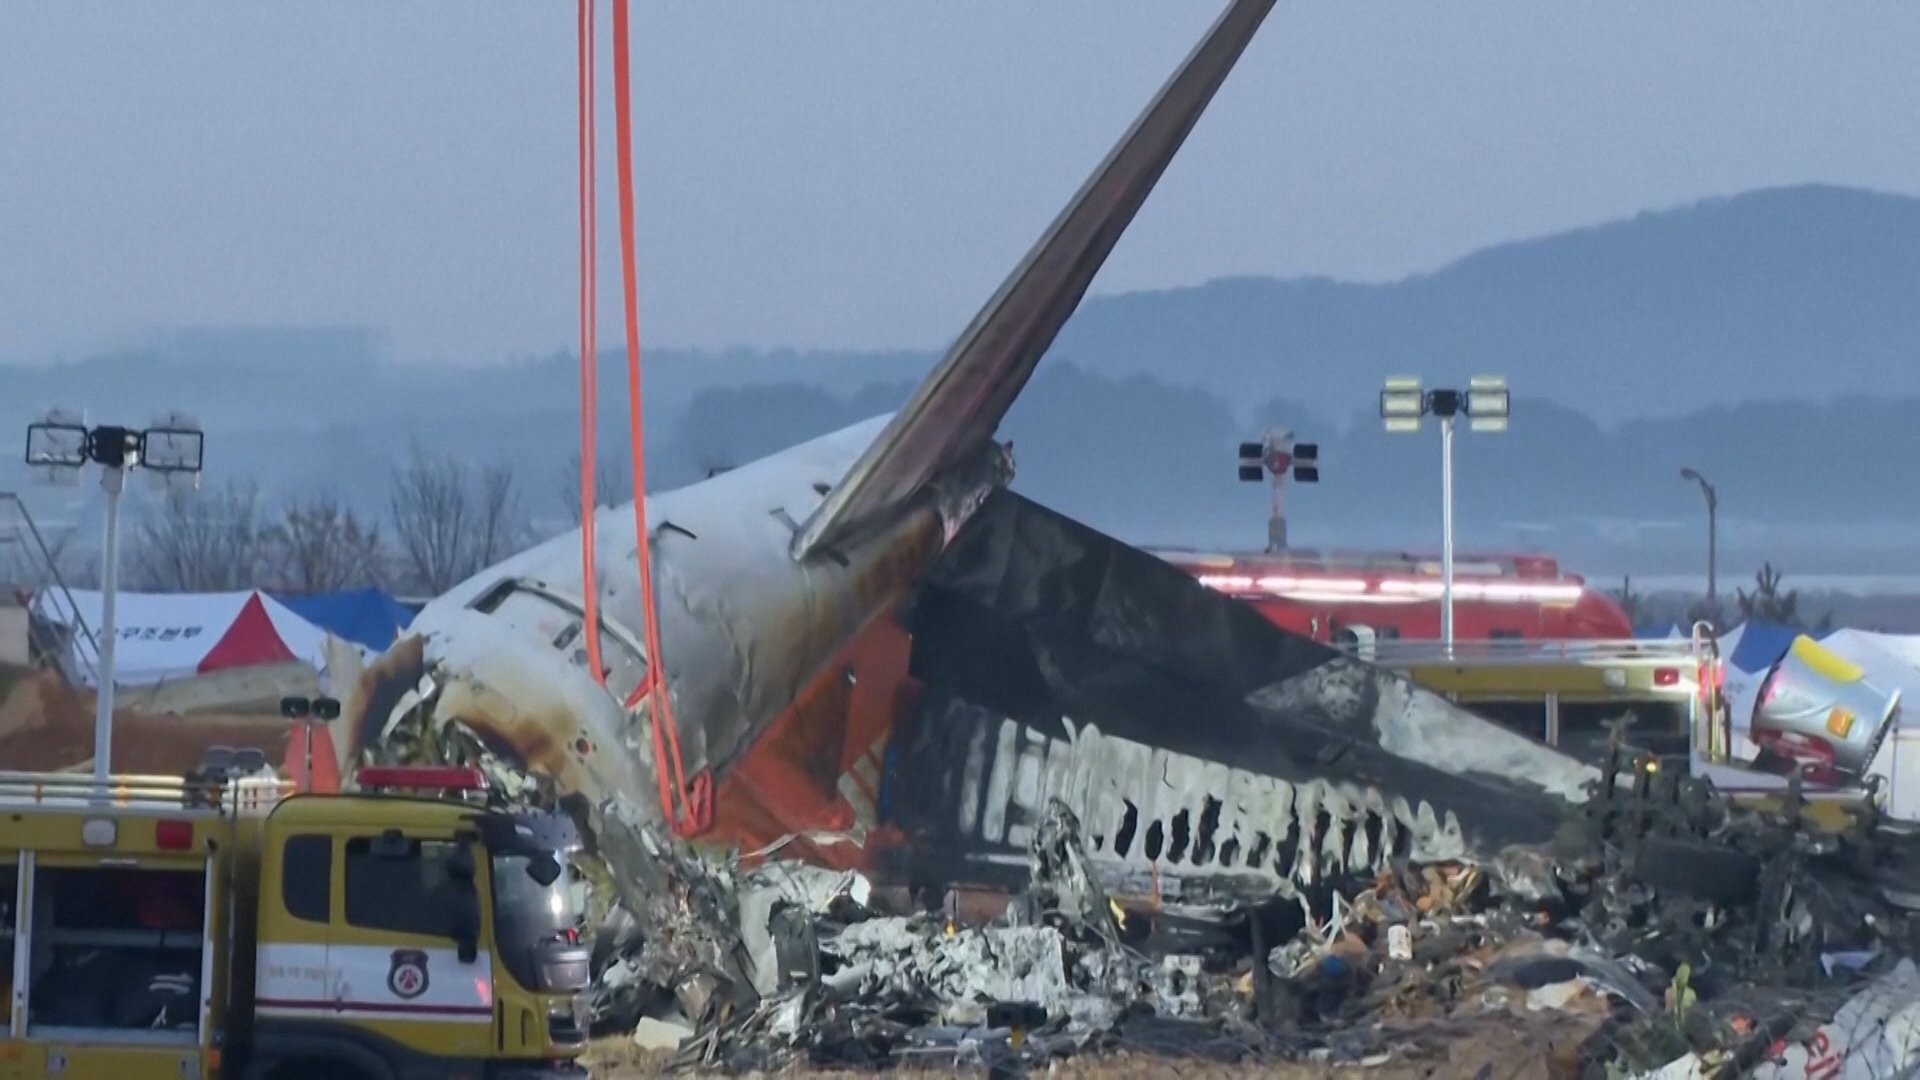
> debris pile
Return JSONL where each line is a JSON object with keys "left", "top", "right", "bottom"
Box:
{"left": 373, "top": 687, "right": 1920, "bottom": 1075}
{"left": 583, "top": 757, "right": 1920, "bottom": 1077}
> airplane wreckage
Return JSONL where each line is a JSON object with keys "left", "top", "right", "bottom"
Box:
{"left": 323, "top": 0, "right": 1920, "bottom": 1072}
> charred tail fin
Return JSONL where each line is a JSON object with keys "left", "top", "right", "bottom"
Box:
{"left": 793, "top": 0, "right": 1277, "bottom": 559}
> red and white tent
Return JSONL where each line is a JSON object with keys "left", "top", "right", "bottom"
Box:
{"left": 27, "top": 588, "right": 332, "bottom": 688}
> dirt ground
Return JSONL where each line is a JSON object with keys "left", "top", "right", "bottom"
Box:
{"left": 585, "top": 1022, "right": 1594, "bottom": 1079}
{"left": 0, "top": 664, "right": 290, "bottom": 774}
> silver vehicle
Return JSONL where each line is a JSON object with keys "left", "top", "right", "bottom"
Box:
{"left": 1750, "top": 635, "right": 1902, "bottom": 783}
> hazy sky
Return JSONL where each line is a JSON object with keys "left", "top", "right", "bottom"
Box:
{"left": 4, "top": 3, "right": 1918, "bottom": 364}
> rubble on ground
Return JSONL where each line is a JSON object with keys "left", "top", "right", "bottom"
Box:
{"left": 571, "top": 739, "right": 1920, "bottom": 1077}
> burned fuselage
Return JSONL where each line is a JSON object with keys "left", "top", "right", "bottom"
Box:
{"left": 887, "top": 491, "right": 1599, "bottom": 902}
{"left": 342, "top": 418, "right": 1000, "bottom": 856}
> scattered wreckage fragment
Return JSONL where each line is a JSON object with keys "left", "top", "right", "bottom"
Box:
{"left": 1749, "top": 959, "right": 1920, "bottom": 1079}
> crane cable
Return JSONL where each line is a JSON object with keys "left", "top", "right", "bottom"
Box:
{"left": 611, "top": 0, "right": 708, "bottom": 835}
{"left": 576, "top": 0, "right": 605, "bottom": 685}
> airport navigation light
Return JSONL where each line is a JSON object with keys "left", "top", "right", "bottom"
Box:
{"left": 1680, "top": 467, "right": 1719, "bottom": 612}
{"left": 24, "top": 410, "right": 204, "bottom": 792}
{"left": 1379, "top": 376, "right": 1510, "bottom": 651}
{"left": 1238, "top": 429, "right": 1319, "bottom": 552}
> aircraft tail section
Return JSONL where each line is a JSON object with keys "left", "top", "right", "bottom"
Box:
{"left": 792, "top": 0, "right": 1277, "bottom": 560}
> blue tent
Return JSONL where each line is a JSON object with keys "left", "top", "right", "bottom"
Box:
{"left": 272, "top": 587, "right": 414, "bottom": 652}
{"left": 1725, "top": 619, "right": 1829, "bottom": 675}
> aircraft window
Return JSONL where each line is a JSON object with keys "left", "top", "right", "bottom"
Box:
{"left": 281, "top": 834, "right": 332, "bottom": 924}
{"left": 474, "top": 583, "right": 648, "bottom": 702}
{"left": 27, "top": 866, "right": 205, "bottom": 1037}
{"left": 344, "top": 837, "right": 470, "bottom": 939}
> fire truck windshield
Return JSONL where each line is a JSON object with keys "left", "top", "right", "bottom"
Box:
{"left": 490, "top": 852, "right": 584, "bottom": 989}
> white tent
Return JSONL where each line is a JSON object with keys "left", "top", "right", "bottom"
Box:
{"left": 28, "top": 588, "right": 331, "bottom": 689}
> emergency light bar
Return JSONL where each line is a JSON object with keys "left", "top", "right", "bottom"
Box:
{"left": 1195, "top": 573, "right": 1583, "bottom": 604}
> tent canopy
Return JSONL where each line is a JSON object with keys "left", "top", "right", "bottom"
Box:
{"left": 28, "top": 588, "right": 331, "bottom": 688}
{"left": 271, "top": 587, "right": 412, "bottom": 652}
{"left": 1724, "top": 619, "right": 1812, "bottom": 674}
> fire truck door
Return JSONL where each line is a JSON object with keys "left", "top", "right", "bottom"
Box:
{"left": 327, "top": 833, "right": 494, "bottom": 1056}
{"left": 255, "top": 833, "right": 337, "bottom": 1018}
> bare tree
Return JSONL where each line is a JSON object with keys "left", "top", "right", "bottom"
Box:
{"left": 389, "top": 443, "right": 529, "bottom": 594}
{"left": 476, "top": 464, "right": 525, "bottom": 569}
{"left": 1, "top": 511, "right": 98, "bottom": 593}
{"left": 557, "top": 450, "right": 634, "bottom": 525}
{"left": 1609, "top": 576, "right": 1645, "bottom": 627}
{"left": 265, "top": 494, "right": 387, "bottom": 592}
{"left": 44, "top": 529, "right": 100, "bottom": 589}
{"left": 1737, "top": 562, "right": 1801, "bottom": 627}
{"left": 134, "top": 478, "right": 268, "bottom": 591}
{"left": 1732, "top": 562, "right": 1836, "bottom": 632}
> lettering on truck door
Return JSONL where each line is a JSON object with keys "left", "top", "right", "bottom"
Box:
{"left": 255, "top": 833, "right": 338, "bottom": 1019}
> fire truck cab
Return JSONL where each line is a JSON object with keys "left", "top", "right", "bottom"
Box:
{"left": 0, "top": 760, "right": 591, "bottom": 1079}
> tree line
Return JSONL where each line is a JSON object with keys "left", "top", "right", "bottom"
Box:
{"left": 1610, "top": 563, "right": 1835, "bottom": 635}
{"left": 7, "top": 442, "right": 658, "bottom": 599}
{"left": 126, "top": 442, "right": 531, "bottom": 595}
{"left": 13, "top": 444, "right": 575, "bottom": 598}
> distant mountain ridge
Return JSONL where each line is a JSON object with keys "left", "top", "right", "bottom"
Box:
{"left": 6, "top": 184, "right": 1920, "bottom": 576}
{"left": 1050, "top": 184, "right": 1920, "bottom": 422}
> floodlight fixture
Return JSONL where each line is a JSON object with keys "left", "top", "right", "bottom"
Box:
{"left": 1466, "top": 376, "right": 1510, "bottom": 432}
{"left": 1237, "top": 441, "right": 1264, "bottom": 483}
{"left": 142, "top": 411, "right": 206, "bottom": 491}
{"left": 1379, "top": 377, "right": 1425, "bottom": 433}
{"left": 25, "top": 408, "right": 88, "bottom": 485}
{"left": 1291, "top": 442, "right": 1319, "bottom": 484}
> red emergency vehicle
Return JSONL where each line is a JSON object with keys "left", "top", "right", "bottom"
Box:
{"left": 1152, "top": 547, "right": 1633, "bottom": 644}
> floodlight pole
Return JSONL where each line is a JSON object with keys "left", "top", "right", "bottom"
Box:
{"left": 93, "top": 463, "right": 126, "bottom": 786}
{"left": 1439, "top": 414, "right": 1456, "bottom": 651}
{"left": 1381, "top": 377, "right": 1503, "bottom": 658}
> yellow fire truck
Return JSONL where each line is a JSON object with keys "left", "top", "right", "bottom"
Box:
{"left": 1347, "top": 628, "right": 1723, "bottom": 765}
{"left": 0, "top": 758, "right": 592, "bottom": 1079}
{"left": 1352, "top": 628, "right": 1907, "bottom": 827}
